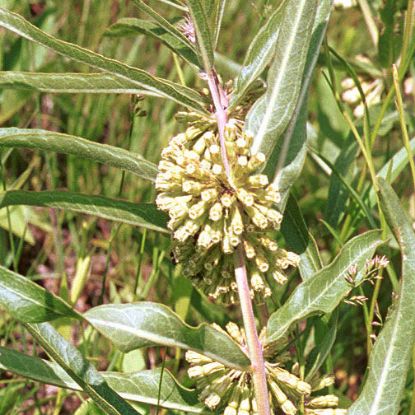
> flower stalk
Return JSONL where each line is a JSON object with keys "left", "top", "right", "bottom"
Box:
{"left": 206, "top": 70, "right": 271, "bottom": 415}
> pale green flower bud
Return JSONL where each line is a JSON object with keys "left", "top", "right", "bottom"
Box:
{"left": 209, "top": 202, "right": 223, "bottom": 221}
{"left": 248, "top": 174, "right": 269, "bottom": 187}
{"left": 308, "top": 395, "right": 339, "bottom": 408}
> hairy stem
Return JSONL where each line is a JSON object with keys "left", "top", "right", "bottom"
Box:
{"left": 206, "top": 70, "right": 231, "bottom": 179}
{"left": 235, "top": 246, "right": 271, "bottom": 415}
{"left": 206, "top": 70, "right": 271, "bottom": 415}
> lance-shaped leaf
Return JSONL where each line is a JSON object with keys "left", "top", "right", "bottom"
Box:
{"left": 245, "top": 0, "right": 318, "bottom": 158}
{"left": 131, "top": 1, "right": 199, "bottom": 67}
{"left": 0, "top": 128, "right": 158, "bottom": 182}
{"left": 85, "top": 302, "right": 250, "bottom": 370}
{"left": 25, "top": 323, "right": 140, "bottom": 415}
{"left": 266, "top": 230, "right": 383, "bottom": 344}
{"left": 105, "top": 18, "right": 199, "bottom": 67}
{"left": 0, "top": 265, "right": 78, "bottom": 322}
{"left": 0, "top": 7, "right": 207, "bottom": 113}
{"left": 202, "top": 0, "right": 227, "bottom": 49}
{"left": 0, "top": 71, "right": 163, "bottom": 95}
{"left": 0, "top": 347, "right": 202, "bottom": 413}
{"left": 187, "top": 0, "right": 214, "bottom": 71}
{"left": 231, "top": 0, "right": 287, "bottom": 107}
{"left": 348, "top": 180, "right": 415, "bottom": 415}
{"left": 0, "top": 191, "right": 168, "bottom": 233}
{"left": 263, "top": 0, "right": 333, "bottom": 188}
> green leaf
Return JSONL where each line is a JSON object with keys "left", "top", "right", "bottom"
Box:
{"left": 0, "top": 191, "right": 168, "bottom": 233}
{"left": 325, "top": 141, "right": 358, "bottom": 227}
{"left": 263, "top": 0, "right": 332, "bottom": 188}
{"left": 266, "top": 230, "right": 383, "bottom": 344}
{"left": 348, "top": 180, "right": 415, "bottom": 415}
{"left": 305, "top": 312, "right": 338, "bottom": 381}
{"left": 0, "top": 265, "right": 78, "bottom": 322}
{"left": 202, "top": 0, "right": 226, "bottom": 49}
{"left": 85, "top": 302, "right": 250, "bottom": 370}
{"left": 131, "top": 1, "right": 199, "bottom": 66}
{"left": 25, "top": 323, "right": 140, "bottom": 415}
{"left": 231, "top": 1, "right": 286, "bottom": 107}
{"left": 281, "top": 195, "right": 322, "bottom": 280}
{"left": 187, "top": 0, "right": 214, "bottom": 71}
{"left": 0, "top": 7, "right": 207, "bottom": 113}
{"left": 368, "top": 137, "right": 415, "bottom": 207}
{"left": 0, "top": 347, "right": 202, "bottom": 413}
{"left": 0, "top": 128, "right": 158, "bottom": 182}
{"left": 105, "top": 18, "right": 199, "bottom": 67}
{"left": 245, "top": 0, "right": 318, "bottom": 159}
{"left": 0, "top": 71, "right": 164, "bottom": 94}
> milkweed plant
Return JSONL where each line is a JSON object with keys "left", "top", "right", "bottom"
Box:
{"left": 0, "top": 1, "right": 414, "bottom": 415}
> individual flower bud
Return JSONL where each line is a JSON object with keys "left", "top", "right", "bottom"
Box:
{"left": 312, "top": 375, "right": 335, "bottom": 391}
{"left": 307, "top": 395, "right": 339, "bottom": 408}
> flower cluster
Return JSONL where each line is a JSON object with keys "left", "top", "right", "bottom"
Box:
{"left": 156, "top": 116, "right": 299, "bottom": 303}
{"left": 186, "top": 323, "right": 347, "bottom": 415}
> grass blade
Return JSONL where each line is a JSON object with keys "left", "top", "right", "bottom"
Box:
{"left": 0, "top": 190, "right": 168, "bottom": 233}
{"left": 0, "top": 128, "right": 158, "bottom": 182}
{"left": 85, "top": 302, "right": 250, "bottom": 370}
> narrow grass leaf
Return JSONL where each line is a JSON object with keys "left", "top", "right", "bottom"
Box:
{"left": 25, "top": 323, "right": 140, "bottom": 415}
{"left": 266, "top": 230, "right": 383, "bottom": 344}
{"left": 187, "top": 0, "right": 214, "bottom": 70}
{"left": 105, "top": 18, "right": 199, "bottom": 67}
{"left": 0, "top": 347, "right": 202, "bottom": 413}
{"left": 0, "top": 191, "right": 168, "bottom": 233}
{"left": 348, "top": 180, "right": 415, "bottom": 415}
{"left": 0, "top": 8, "right": 207, "bottom": 113}
{"left": 231, "top": 0, "right": 286, "bottom": 106}
{"left": 0, "top": 128, "right": 158, "bottom": 182}
{"left": 368, "top": 137, "right": 415, "bottom": 207}
{"left": 0, "top": 265, "right": 78, "bottom": 322}
{"left": 245, "top": 0, "right": 318, "bottom": 158}
{"left": 0, "top": 71, "right": 163, "bottom": 95}
{"left": 85, "top": 302, "right": 250, "bottom": 370}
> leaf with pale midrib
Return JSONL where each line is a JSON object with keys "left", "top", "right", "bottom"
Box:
{"left": 348, "top": 180, "right": 415, "bottom": 415}
{"left": 0, "top": 128, "right": 157, "bottom": 182}
{"left": 85, "top": 302, "right": 250, "bottom": 370}
{"left": 0, "top": 7, "right": 207, "bottom": 113}
{"left": 0, "top": 190, "right": 168, "bottom": 233}
{"left": 266, "top": 230, "right": 383, "bottom": 344}
{"left": 25, "top": 323, "right": 140, "bottom": 415}
{"left": 0, "top": 265, "right": 77, "bottom": 323}
{"left": 0, "top": 71, "right": 163, "bottom": 95}
{"left": 105, "top": 18, "right": 199, "bottom": 67}
{"left": 245, "top": 0, "right": 318, "bottom": 159}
